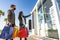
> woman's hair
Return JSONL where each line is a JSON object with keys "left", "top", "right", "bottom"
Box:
{"left": 18, "top": 11, "right": 23, "bottom": 19}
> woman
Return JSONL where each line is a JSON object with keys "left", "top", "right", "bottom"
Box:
{"left": 18, "top": 11, "right": 31, "bottom": 40}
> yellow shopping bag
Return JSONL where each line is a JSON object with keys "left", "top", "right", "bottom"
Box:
{"left": 12, "top": 27, "right": 18, "bottom": 39}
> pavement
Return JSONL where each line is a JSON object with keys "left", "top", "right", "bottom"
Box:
{"left": 13, "top": 30, "right": 59, "bottom": 40}
{"left": 0, "top": 37, "right": 58, "bottom": 40}
{"left": 0, "top": 30, "right": 58, "bottom": 40}
{"left": 13, "top": 37, "right": 58, "bottom": 40}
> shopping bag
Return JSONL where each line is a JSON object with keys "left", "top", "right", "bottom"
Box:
{"left": 12, "top": 27, "right": 18, "bottom": 39}
{"left": 0, "top": 24, "right": 14, "bottom": 39}
{"left": 18, "top": 28, "right": 28, "bottom": 38}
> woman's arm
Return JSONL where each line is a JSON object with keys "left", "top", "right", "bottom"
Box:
{"left": 23, "top": 14, "right": 31, "bottom": 18}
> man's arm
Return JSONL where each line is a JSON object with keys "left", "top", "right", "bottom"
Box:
{"left": 7, "top": 10, "right": 12, "bottom": 22}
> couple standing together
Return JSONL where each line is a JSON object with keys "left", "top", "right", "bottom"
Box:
{"left": 8, "top": 4, "right": 31, "bottom": 40}
{"left": 8, "top": 4, "right": 31, "bottom": 28}
{"left": 0, "top": 4, "right": 31, "bottom": 40}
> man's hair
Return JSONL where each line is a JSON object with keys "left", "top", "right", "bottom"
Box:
{"left": 10, "top": 4, "right": 15, "bottom": 8}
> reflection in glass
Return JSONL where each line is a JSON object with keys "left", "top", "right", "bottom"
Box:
{"left": 38, "top": 0, "right": 59, "bottom": 39}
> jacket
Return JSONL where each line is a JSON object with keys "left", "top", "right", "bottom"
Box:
{"left": 8, "top": 9, "right": 15, "bottom": 24}
{"left": 18, "top": 14, "right": 31, "bottom": 27}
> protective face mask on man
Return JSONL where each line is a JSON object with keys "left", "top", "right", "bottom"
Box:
{"left": 14, "top": 8, "right": 16, "bottom": 10}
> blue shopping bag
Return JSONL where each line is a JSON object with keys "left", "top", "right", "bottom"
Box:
{"left": 0, "top": 24, "right": 14, "bottom": 40}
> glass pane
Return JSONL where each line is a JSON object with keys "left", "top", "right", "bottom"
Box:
{"left": 38, "top": 0, "right": 59, "bottom": 39}
{"left": 56, "top": 0, "right": 60, "bottom": 9}
{"left": 38, "top": 9, "right": 43, "bottom": 30}
{"left": 44, "top": 0, "right": 59, "bottom": 39}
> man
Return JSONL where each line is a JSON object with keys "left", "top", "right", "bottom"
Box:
{"left": 8, "top": 4, "right": 16, "bottom": 27}
{"left": 0, "top": 4, "right": 16, "bottom": 40}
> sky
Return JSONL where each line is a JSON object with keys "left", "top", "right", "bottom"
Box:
{"left": 0, "top": 0, "right": 37, "bottom": 30}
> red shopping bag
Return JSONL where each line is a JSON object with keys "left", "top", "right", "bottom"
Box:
{"left": 18, "top": 28, "right": 28, "bottom": 38}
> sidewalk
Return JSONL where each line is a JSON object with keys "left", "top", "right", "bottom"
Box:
{"left": 0, "top": 30, "right": 58, "bottom": 40}
{"left": 14, "top": 37, "right": 29, "bottom": 40}
{"left": 13, "top": 37, "right": 58, "bottom": 40}
{"left": 28, "top": 35, "right": 58, "bottom": 40}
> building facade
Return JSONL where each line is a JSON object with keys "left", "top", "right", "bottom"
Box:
{"left": 31, "top": 0, "right": 60, "bottom": 40}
